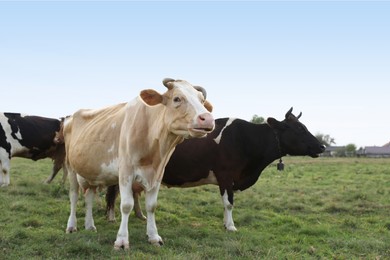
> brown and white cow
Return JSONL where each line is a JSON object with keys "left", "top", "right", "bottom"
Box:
{"left": 63, "top": 78, "right": 214, "bottom": 249}
{"left": 106, "top": 108, "right": 325, "bottom": 231}
{"left": 0, "top": 113, "right": 65, "bottom": 187}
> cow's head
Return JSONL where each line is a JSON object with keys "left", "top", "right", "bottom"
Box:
{"left": 139, "top": 78, "right": 215, "bottom": 138}
{"left": 267, "top": 107, "right": 325, "bottom": 158}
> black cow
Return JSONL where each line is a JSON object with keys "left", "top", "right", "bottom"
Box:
{"left": 0, "top": 112, "right": 65, "bottom": 187}
{"left": 106, "top": 107, "right": 325, "bottom": 230}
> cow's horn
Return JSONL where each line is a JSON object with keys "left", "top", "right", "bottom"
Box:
{"left": 194, "top": 86, "right": 207, "bottom": 99}
{"left": 285, "top": 107, "right": 293, "bottom": 119}
{"left": 297, "top": 112, "right": 302, "bottom": 119}
{"left": 163, "top": 78, "right": 175, "bottom": 89}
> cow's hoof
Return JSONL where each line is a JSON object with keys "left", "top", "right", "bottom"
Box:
{"left": 107, "top": 217, "right": 116, "bottom": 223}
{"left": 114, "top": 240, "right": 129, "bottom": 250}
{"left": 225, "top": 225, "right": 237, "bottom": 232}
{"left": 148, "top": 236, "right": 163, "bottom": 246}
{"left": 85, "top": 226, "right": 97, "bottom": 232}
{"left": 136, "top": 214, "right": 147, "bottom": 221}
{"left": 66, "top": 227, "right": 77, "bottom": 233}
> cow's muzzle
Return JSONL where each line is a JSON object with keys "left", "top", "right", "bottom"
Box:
{"left": 189, "top": 113, "right": 215, "bottom": 137}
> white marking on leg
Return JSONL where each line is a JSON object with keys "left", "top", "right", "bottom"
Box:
{"left": 213, "top": 118, "right": 236, "bottom": 144}
{"left": 145, "top": 182, "right": 163, "bottom": 246}
{"left": 222, "top": 190, "right": 237, "bottom": 232}
{"left": 66, "top": 168, "right": 79, "bottom": 233}
{"left": 114, "top": 175, "right": 133, "bottom": 250}
{"left": 0, "top": 151, "right": 10, "bottom": 187}
{"left": 84, "top": 188, "right": 97, "bottom": 231}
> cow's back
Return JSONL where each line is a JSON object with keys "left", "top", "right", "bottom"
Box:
{"left": 0, "top": 113, "right": 61, "bottom": 159}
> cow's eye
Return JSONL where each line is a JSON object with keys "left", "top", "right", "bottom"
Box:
{"left": 173, "top": 97, "right": 181, "bottom": 103}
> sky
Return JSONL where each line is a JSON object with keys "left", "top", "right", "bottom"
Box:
{"left": 0, "top": 1, "right": 389, "bottom": 148}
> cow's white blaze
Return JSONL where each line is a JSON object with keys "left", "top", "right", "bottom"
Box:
{"left": 221, "top": 190, "right": 237, "bottom": 232}
{"left": 214, "top": 118, "right": 236, "bottom": 144}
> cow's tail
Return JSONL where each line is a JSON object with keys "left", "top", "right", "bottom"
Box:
{"left": 45, "top": 117, "right": 67, "bottom": 184}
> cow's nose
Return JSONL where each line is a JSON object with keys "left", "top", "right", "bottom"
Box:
{"left": 197, "top": 113, "right": 214, "bottom": 129}
{"left": 320, "top": 145, "right": 326, "bottom": 152}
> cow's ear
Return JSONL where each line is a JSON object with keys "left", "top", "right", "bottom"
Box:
{"left": 140, "top": 89, "right": 163, "bottom": 106}
{"left": 267, "top": 117, "right": 286, "bottom": 130}
{"left": 204, "top": 100, "right": 213, "bottom": 112}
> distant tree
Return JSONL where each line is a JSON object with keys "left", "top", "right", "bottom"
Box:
{"left": 345, "top": 143, "right": 357, "bottom": 157}
{"left": 315, "top": 133, "right": 336, "bottom": 147}
{"left": 250, "top": 114, "right": 265, "bottom": 124}
{"left": 335, "top": 147, "right": 346, "bottom": 157}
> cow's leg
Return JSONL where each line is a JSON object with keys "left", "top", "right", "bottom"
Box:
{"left": 84, "top": 187, "right": 97, "bottom": 231}
{"left": 0, "top": 157, "right": 10, "bottom": 187}
{"left": 66, "top": 168, "right": 79, "bottom": 233}
{"left": 114, "top": 177, "right": 134, "bottom": 250}
{"left": 221, "top": 189, "right": 237, "bottom": 232}
{"left": 106, "top": 185, "right": 118, "bottom": 222}
{"left": 145, "top": 183, "right": 163, "bottom": 246}
{"left": 61, "top": 166, "right": 68, "bottom": 185}
{"left": 44, "top": 160, "right": 63, "bottom": 184}
{"left": 134, "top": 191, "right": 146, "bottom": 220}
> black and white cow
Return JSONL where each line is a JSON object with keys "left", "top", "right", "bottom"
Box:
{"left": 0, "top": 113, "right": 65, "bottom": 187}
{"left": 106, "top": 107, "right": 325, "bottom": 231}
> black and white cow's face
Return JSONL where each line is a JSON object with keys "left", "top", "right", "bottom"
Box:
{"left": 267, "top": 107, "right": 325, "bottom": 158}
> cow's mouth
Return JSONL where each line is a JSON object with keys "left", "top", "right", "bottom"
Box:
{"left": 189, "top": 127, "right": 213, "bottom": 136}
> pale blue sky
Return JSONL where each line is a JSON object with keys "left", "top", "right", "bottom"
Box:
{"left": 1, "top": 1, "right": 389, "bottom": 148}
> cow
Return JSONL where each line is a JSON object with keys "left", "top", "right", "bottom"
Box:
{"left": 62, "top": 78, "right": 215, "bottom": 250}
{"left": 0, "top": 113, "right": 65, "bottom": 187}
{"left": 106, "top": 107, "right": 325, "bottom": 231}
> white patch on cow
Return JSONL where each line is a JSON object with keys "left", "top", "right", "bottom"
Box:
{"left": 100, "top": 157, "right": 119, "bottom": 176}
{"left": 14, "top": 129, "right": 22, "bottom": 140}
{"left": 222, "top": 190, "right": 237, "bottom": 231}
{"left": 213, "top": 118, "right": 236, "bottom": 144}
{"left": 107, "top": 144, "right": 115, "bottom": 153}
{"left": 0, "top": 115, "right": 26, "bottom": 155}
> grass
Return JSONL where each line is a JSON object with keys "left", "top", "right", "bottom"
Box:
{"left": 0, "top": 157, "right": 390, "bottom": 259}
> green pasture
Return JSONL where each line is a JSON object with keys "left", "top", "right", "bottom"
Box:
{"left": 0, "top": 157, "right": 389, "bottom": 259}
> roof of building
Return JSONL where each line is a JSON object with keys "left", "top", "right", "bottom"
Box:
{"left": 364, "top": 146, "right": 390, "bottom": 155}
{"left": 324, "top": 146, "right": 345, "bottom": 152}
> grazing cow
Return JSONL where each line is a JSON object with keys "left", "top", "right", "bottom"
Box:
{"left": 107, "top": 107, "right": 325, "bottom": 231}
{"left": 63, "top": 78, "right": 214, "bottom": 250}
{"left": 0, "top": 113, "right": 65, "bottom": 187}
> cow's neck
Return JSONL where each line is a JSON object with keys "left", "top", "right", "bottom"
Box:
{"left": 256, "top": 124, "right": 286, "bottom": 163}
{"left": 232, "top": 124, "right": 284, "bottom": 191}
{"left": 139, "top": 107, "right": 185, "bottom": 185}
{"left": 268, "top": 125, "right": 288, "bottom": 165}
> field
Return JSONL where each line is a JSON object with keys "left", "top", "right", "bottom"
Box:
{"left": 1, "top": 157, "right": 390, "bottom": 259}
